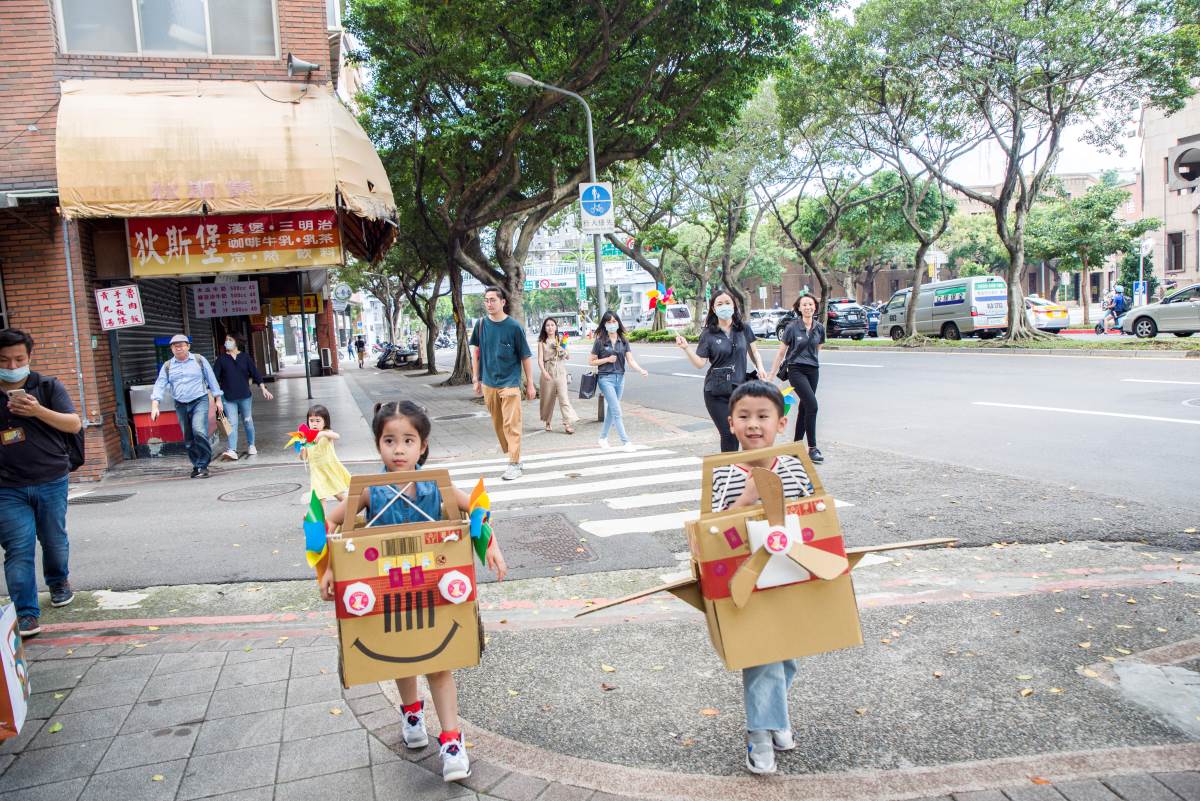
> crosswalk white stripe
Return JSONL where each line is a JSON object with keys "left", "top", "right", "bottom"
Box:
{"left": 448, "top": 448, "right": 678, "bottom": 477}
{"left": 606, "top": 488, "right": 699, "bottom": 509}
{"left": 485, "top": 471, "right": 701, "bottom": 503}
{"left": 430, "top": 443, "right": 655, "bottom": 470}
{"left": 452, "top": 456, "right": 701, "bottom": 490}
{"left": 582, "top": 497, "right": 855, "bottom": 537}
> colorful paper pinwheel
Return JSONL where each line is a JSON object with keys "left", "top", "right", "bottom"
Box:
{"left": 302, "top": 491, "right": 329, "bottom": 575}
{"left": 285, "top": 424, "right": 320, "bottom": 453}
{"left": 468, "top": 478, "right": 493, "bottom": 564}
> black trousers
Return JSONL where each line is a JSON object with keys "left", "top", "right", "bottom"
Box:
{"left": 787, "top": 364, "right": 820, "bottom": 447}
{"left": 702, "top": 390, "right": 739, "bottom": 452}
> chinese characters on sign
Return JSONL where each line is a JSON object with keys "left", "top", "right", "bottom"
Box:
{"left": 191, "top": 283, "right": 262, "bottom": 320}
{"left": 127, "top": 210, "right": 343, "bottom": 277}
{"left": 95, "top": 286, "right": 146, "bottom": 331}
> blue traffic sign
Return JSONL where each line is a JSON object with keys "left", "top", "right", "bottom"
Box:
{"left": 580, "top": 184, "right": 612, "bottom": 217}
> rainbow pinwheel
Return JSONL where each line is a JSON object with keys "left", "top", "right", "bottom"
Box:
{"left": 302, "top": 490, "right": 329, "bottom": 576}
{"left": 467, "top": 478, "right": 493, "bottom": 564}
{"left": 285, "top": 424, "right": 320, "bottom": 453}
{"left": 781, "top": 386, "right": 797, "bottom": 416}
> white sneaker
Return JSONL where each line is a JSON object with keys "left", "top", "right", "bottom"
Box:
{"left": 597, "top": 438, "right": 610, "bottom": 449}
{"left": 622, "top": 441, "right": 636, "bottom": 451}
{"left": 746, "top": 730, "right": 777, "bottom": 774}
{"left": 772, "top": 729, "right": 796, "bottom": 751}
{"left": 501, "top": 463, "right": 522, "bottom": 481}
{"left": 439, "top": 735, "right": 471, "bottom": 782}
{"left": 221, "top": 449, "right": 238, "bottom": 461}
{"left": 247, "top": 445, "right": 257, "bottom": 456}
{"left": 402, "top": 706, "right": 429, "bottom": 749}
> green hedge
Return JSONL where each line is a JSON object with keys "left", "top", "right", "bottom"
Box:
{"left": 626, "top": 328, "right": 699, "bottom": 343}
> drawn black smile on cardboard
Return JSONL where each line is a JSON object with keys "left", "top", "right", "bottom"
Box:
{"left": 352, "top": 621, "right": 461, "bottom": 664}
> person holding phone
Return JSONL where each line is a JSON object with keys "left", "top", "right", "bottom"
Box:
{"left": 0, "top": 328, "right": 83, "bottom": 638}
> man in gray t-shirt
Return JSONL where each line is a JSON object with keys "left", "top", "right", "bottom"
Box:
{"left": 469, "top": 287, "right": 535, "bottom": 480}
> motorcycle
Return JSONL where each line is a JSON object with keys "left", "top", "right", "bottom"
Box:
{"left": 376, "top": 342, "right": 399, "bottom": 369}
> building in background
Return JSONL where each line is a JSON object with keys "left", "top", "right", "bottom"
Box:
{"left": 1141, "top": 93, "right": 1200, "bottom": 294}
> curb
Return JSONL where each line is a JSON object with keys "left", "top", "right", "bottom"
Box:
{"left": 821, "top": 345, "right": 1199, "bottom": 359}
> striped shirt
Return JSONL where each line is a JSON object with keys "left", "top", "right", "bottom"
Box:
{"left": 711, "top": 455, "right": 814, "bottom": 512}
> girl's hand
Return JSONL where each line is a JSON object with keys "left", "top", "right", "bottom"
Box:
{"left": 319, "top": 567, "right": 335, "bottom": 601}
{"left": 674, "top": 334, "right": 688, "bottom": 349}
{"left": 639, "top": 367, "right": 648, "bottom": 377}
{"left": 486, "top": 540, "right": 508, "bottom": 581}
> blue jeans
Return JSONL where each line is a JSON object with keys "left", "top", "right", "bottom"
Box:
{"left": 598, "top": 373, "right": 628, "bottom": 443}
{"left": 175, "top": 396, "right": 212, "bottom": 470}
{"left": 224, "top": 396, "right": 256, "bottom": 451}
{"left": 0, "top": 475, "right": 71, "bottom": 619}
{"left": 743, "top": 659, "right": 797, "bottom": 732}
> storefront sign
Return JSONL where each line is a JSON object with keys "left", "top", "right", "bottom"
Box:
{"left": 192, "top": 283, "right": 261, "bottom": 319}
{"left": 126, "top": 210, "right": 343, "bottom": 277}
{"left": 268, "top": 295, "right": 323, "bottom": 315}
{"left": 95, "top": 286, "right": 145, "bottom": 330}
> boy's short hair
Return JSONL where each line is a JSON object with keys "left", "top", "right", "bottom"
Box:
{"left": 728, "top": 380, "right": 786, "bottom": 417}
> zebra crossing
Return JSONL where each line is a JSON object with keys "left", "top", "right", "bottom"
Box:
{"left": 431, "top": 443, "right": 851, "bottom": 540}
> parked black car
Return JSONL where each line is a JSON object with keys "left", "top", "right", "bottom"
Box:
{"left": 775, "top": 298, "right": 869, "bottom": 340}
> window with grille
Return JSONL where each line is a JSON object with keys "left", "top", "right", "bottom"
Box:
{"left": 57, "top": 0, "right": 278, "bottom": 57}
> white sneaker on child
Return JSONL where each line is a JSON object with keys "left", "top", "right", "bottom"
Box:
{"left": 597, "top": 438, "right": 610, "bottom": 449}
{"left": 439, "top": 735, "right": 471, "bottom": 782}
{"left": 746, "top": 730, "right": 777, "bottom": 774}
{"left": 772, "top": 729, "right": 796, "bottom": 751}
{"left": 401, "top": 705, "right": 428, "bottom": 749}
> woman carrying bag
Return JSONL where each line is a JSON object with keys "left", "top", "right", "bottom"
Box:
{"left": 675, "top": 291, "right": 767, "bottom": 452}
{"left": 537, "top": 317, "right": 579, "bottom": 434}
{"left": 768, "top": 293, "right": 825, "bottom": 463}
{"left": 588, "top": 311, "right": 648, "bottom": 449}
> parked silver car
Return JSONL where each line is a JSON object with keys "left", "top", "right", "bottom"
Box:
{"left": 1121, "top": 283, "right": 1200, "bottom": 338}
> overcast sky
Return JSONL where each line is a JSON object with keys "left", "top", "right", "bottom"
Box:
{"left": 944, "top": 124, "right": 1142, "bottom": 186}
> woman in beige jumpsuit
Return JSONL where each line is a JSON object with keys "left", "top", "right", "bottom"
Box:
{"left": 537, "top": 317, "right": 579, "bottom": 434}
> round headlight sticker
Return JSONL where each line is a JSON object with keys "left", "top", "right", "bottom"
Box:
{"left": 342, "top": 581, "right": 376, "bottom": 617}
{"left": 438, "top": 570, "right": 472, "bottom": 604}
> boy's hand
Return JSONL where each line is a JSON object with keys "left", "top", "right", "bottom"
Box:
{"left": 732, "top": 475, "right": 760, "bottom": 508}
{"left": 486, "top": 540, "right": 508, "bottom": 581}
{"left": 319, "top": 568, "right": 335, "bottom": 601}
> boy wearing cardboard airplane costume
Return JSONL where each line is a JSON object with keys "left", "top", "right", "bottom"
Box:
{"left": 320, "top": 400, "right": 507, "bottom": 783}
{"left": 580, "top": 380, "right": 955, "bottom": 775}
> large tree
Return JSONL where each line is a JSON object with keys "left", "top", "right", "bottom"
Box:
{"left": 350, "top": 0, "right": 815, "bottom": 325}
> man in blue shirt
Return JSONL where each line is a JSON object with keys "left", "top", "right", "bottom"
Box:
{"left": 470, "top": 287, "right": 535, "bottom": 480}
{"left": 150, "top": 334, "right": 225, "bottom": 478}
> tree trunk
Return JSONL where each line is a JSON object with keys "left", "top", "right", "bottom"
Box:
{"left": 1080, "top": 256, "right": 1091, "bottom": 327}
{"left": 903, "top": 243, "right": 930, "bottom": 340}
{"left": 445, "top": 264, "right": 472, "bottom": 385}
{"left": 1048, "top": 264, "right": 1062, "bottom": 303}
{"left": 692, "top": 292, "right": 707, "bottom": 331}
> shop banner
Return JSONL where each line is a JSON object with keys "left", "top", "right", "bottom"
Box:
{"left": 268, "top": 295, "right": 323, "bottom": 315}
{"left": 192, "top": 283, "right": 261, "bottom": 319}
{"left": 126, "top": 210, "right": 343, "bottom": 278}
{"left": 95, "top": 286, "right": 146, "bottom": 330}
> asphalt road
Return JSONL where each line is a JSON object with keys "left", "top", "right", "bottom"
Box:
{"left": 564, "top": 342, "right": 1200, "bottom": 510}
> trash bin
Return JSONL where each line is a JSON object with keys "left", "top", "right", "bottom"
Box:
{"left": 308, "top": 357, "right": 323, "bottom": 377}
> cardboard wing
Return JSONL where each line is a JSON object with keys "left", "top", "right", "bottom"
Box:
{"left": 329, "top": 470, "right": 481, "bottom": 688}
{"left": 0, "top": 605, "right": 30, "bottom": 740}
{"left": 577, "top": 442, "right": 955, "bottom": 671}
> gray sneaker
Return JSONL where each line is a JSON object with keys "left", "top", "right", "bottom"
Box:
{"left": 439, "top": 735, "right": 471, "bottom": 782}
{"left": 501, "top": 463, "right": 522, "bottom": 481}
{"left": 772, "top": 729, "right": 795, "bottom": 751}
{"left": 746, "top": 730, "right": 776, "bottom": 774}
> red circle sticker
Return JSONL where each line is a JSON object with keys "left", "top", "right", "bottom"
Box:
{"left": 539, "top": 279, "right": 551, "bottom": 289}
{"left": 438, "top": 570, "right": 473, "bottom": 605}
{"left": 765, "top": 528, "right": 790, "bottom": 553}
{"left": 342, "top": 582, "right": 376, "bottom": 617}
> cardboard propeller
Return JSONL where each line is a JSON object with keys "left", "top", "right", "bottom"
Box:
{"left": 727, "top": 468, "right": 849, "bottom": 608}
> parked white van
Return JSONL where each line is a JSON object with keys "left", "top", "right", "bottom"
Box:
{"left": 878, "top": 276, "right": 1010, "bottom": 340}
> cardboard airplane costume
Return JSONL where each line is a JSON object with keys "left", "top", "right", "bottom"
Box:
{"left": 328, "top": 470, "right": 484, "bottom": 688}
{"left": 579, "top": 442, "right": 956, "bottom": 670}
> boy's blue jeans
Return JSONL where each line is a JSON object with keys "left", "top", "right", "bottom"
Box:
{"left": 598, "top": 373, "right": 629, "bottom": 443}
{"left": 743, "top": 659, "right": 797, "bottom": 732}
{"left": 0, "top": 475, "right": 71, "bottom": 619}
{"left": 224, "top": 396, "right": 256, "bottom": 451}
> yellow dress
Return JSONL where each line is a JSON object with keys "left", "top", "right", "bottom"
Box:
{"left": 306, "top": 436, "right": 351, "bottom": 499}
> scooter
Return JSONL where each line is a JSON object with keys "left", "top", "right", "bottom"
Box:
{"left": 376, "top": 342, "right": 399, "bottom": 369}
{"left": 1095, "top": 311, "right": 1128, "bottom": 335}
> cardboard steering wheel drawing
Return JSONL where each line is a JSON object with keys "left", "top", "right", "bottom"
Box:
{"left": 578, "top": 442, "right": 956, "bottom": 670}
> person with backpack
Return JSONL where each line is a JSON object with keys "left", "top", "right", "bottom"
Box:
{"left": 150, "top": 334, "right": 225, "bottom": 478}
{"left": 0, "top": 328, "right": 83, "bottom": 637}
{"left": 1102, "top": 285, "right": 1129, "bottom": 334}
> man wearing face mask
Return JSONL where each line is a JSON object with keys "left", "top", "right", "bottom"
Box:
{"left": 150, "top": 334, "right": 224, "bottom": 478}
{"left": 0, "top": 329, "right": 83, "bottom": 637}
{"left": 213, "top": 333, "right": 273, "bottom": 461}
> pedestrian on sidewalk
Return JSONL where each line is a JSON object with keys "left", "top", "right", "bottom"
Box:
{"left": 675, "top": 291, "right": 767, "bottom": 452}
{"left": 0, "top": 328, "right": 82, "bottom": 638}
{"left": 768, "top": 294, "right": 825, "bottom": 464}
{"left": 323, "top": 400, "right": 507, "bottom": 783}
{"left": 589, "top": 310, "right": 649, "bottom": 450}
{"left": 709, "top": 381, "right": 814, "bottom": 774}
{"left": 300, "top": 404, "right": 351, "bottom": 502}
{"left": 150, "top": 334, "right": 225, "bottom": 478}
{"left": 537, "top": 317, "right": 579, "bottom": 435}
{"left": 355, "top": 335, "right": 366, "bottom": 368}
{"left": 214, "top": 334, "right": 273, "bottom": 461}
{"left": 470, "top": 286, "right": 536, "bottom": 480}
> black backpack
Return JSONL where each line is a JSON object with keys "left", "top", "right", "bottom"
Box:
{"left": 31, "top": 372, "right": 86, "bottom": 472}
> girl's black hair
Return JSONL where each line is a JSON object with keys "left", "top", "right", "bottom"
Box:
{"left": 371, "top": 400, "right": 432, "bottom": 465}
{"left": 306, "top": 404, "right": 332, "bottom": 431}
{"left": 597, "top": 310, "right": 627, "bottom": 343}
{"left": 704, "top": 290, "right": 745, "bottom": 332}
{"left": 792, "top": 292, "right": 818, "bottom": 314}
{"left": 728, "top": 379, "right": 786, "bottom": 417}
{"left": 538, "top": 317, "right": 559, "bottom": 343}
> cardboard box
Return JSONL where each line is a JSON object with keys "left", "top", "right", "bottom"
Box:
{"left": 329, "top": 471, "right": 482, "bottom": 688}
{"left": 580, "top": 442, "right": 955, "bottom": 671}
{"left": 0, "top": 604, "right": 30, "bottom": 740}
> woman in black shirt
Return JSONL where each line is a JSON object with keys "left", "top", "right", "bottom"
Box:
{"left": 213, "top": 334, "right": 273, "bottom": 460}
{"left": 768, "top": 293, "right": 825, "bottom": 463}
{"left": 675, "top": 291, "right": 767, "bottom": 451}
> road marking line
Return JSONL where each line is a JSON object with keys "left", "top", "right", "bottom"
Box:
{"left": 1121, "top": 378, "right": 1200, "bottom": 386}
{"left": 974, "top": 401, "right": 1200, "bottom": 426}
{"left": 448, "top": 449, "right": 678, "bottom": 477}
{"left": 434, "top": 443, "right": 654, "bottom": 469}
{"left": 485, "top": 471, "right": 701, "bottom": 503}
{"left": 670, "top": 372, "right": 703, "bottom": 379}
{"left": 822, "top": 362, "right": 882, "bottom": 368}
{"left": 607, "top": 488, "right": 854, "bottom": 512}
{"left": 588, "top": 499, "right": 854, "bottom": 534}
{"left": 456, "top": 456, "right": 701, "bottom": 491}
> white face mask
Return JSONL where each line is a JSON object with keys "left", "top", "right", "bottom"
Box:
{"left": 224, "top": 339, "right": 236, "bottom": 351}
{"left": 605, "top": 323, "right": 618, "bottom": 334}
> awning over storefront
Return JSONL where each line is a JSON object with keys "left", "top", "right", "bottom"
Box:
{"left": 55, "top": 79, "right": 396, "bottom": 262}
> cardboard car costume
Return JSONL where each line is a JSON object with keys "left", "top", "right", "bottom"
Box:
{"left": 580, "top": 442, "right": 956, "bottom": 670}
{"left": 329, "top": 470, "right": 483, "bottom": 688}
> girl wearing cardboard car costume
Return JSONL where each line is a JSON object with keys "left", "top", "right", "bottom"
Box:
{"left": 322, "top": 400, "right": 508, "bottom": 783}
{"left": 710, "top": 380, "right": 814, "bottom": 775}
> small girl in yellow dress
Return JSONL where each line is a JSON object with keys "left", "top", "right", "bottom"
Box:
{"left": 301, "top": 404, "right": 351, "bottom": 502}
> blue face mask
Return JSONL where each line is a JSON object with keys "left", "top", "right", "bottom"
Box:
{"left": 715, "top": 306, "right": 734, "bottom": 320}
{"left": 0, "top": 365, "right": 30, "bottom": 384}
{"left": 605, "top": 323, "right": 618, "bottom": 333}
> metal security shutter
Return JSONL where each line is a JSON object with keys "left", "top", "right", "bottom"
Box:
{"left": 182, "top": 284, "right": 216, "bottom": 362}
{"left": 115, "top": 279, "right": 183, "bottom": 385}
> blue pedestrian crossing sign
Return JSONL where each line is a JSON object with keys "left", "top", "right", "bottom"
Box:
{"left": 579, "top": 182, "right": 615, "bottom": 234}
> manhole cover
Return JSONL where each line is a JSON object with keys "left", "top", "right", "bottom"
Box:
{"left": 433, "top": 411, "right": 490, "bottom": 421}
{"left": 492, "top": 513, "right": 597, "bottom": 569}
{"left": 219, "top": 483, "right": 303, "bottom": 502}
{"left": 68, "top": 493, "right": 135, "bottom": 505}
